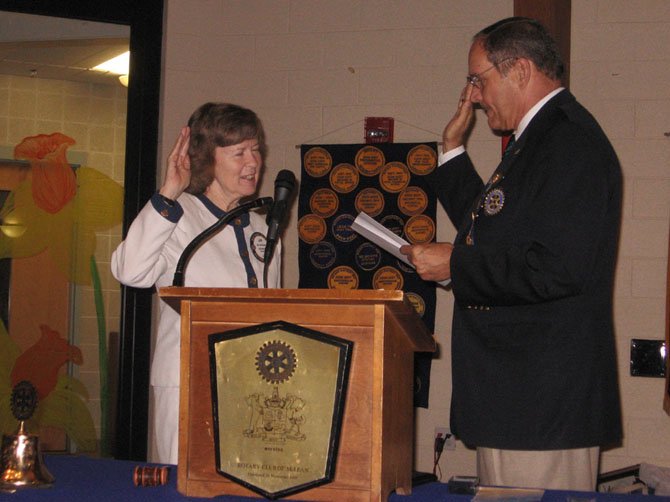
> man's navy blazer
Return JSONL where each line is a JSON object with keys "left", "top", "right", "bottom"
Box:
{"left": 428, "top": 89, "right": 623, "bottom": 450}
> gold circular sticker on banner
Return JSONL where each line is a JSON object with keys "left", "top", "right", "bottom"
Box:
{"left": 309, "top": 188, "right": 339, "bottom": 218}
{"left": 355, "top": 188, "right": 385, "bottom": 217}
{"left": 406, "top": 144, "right": 437, "bottom": 176}
{"left": 380, "top": 161, "right": 410, "bottom": 193}
{"left": 303, "top": 146, "right": 333, "bottom": 178}
{"left": 355, "top": 145, "right": 385, "bottom": 176}
{"left": 405, "top": 292, "right": 426, "bottom": 317}
{"left": 298, "top": 214, "right": 327, "bottom": 244}
{"left": 329, "top": 163, "right": 359, "bottom": 193}
{"left": 397, "top": 186, "right": 428, "bottom": 216}
{"left": 372, "top": 266, "right": 404, "bottom": 291}
{"left": 404, "top": 214, "right": 435, "bottom": 244}
{"left": 327, "top": 265, "right": 359, "bottom": 290}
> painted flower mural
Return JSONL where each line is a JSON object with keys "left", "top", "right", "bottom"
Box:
{"left": 0, "top": 132, "right": 123, "bottom": 454}
{"left": 0, "top": 133, "right": 123, "bottom": 284}
{"left": 13, "top": 132, "right": 77, "bottom": 214}
{"left": 0, "top": 323, "right": 96, "bottom": 451}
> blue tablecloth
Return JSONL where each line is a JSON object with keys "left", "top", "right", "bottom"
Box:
{"left": 0, "top": 455, "right": 667, "bottom": 501}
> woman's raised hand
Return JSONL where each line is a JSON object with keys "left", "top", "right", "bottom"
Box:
{"left": 160, "top": 126, "right": 191, "bottom": 200}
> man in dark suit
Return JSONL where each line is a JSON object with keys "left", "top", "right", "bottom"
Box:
{"left": 401, "top": 17, "right": 622, "bottom": 490}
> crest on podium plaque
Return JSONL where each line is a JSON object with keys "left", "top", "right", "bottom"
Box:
{"left": 208, "top": 320, "right": 353, "bottom": 500}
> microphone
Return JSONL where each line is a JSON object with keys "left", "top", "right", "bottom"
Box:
{"left": 264, "top": 169, "right": 296, "bottom": 264}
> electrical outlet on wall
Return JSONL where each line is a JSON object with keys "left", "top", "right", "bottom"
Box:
{"left": 630, "top": 339, "right": 666, "bottom": 377}
{"left": 434, "top": 427, "right": 456, "bottom": 451}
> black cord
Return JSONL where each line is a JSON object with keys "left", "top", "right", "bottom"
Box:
{"left": 433, "top": 434, "right": 446, "bottom": 480}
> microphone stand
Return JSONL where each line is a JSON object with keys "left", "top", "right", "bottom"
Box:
{"left": 262, "top": 246, "right": 272, "bottom": 289}
{"left": 172, "top": 196, "right": 272, "bottom": 287}
{"left": 262, "top": 225, "right": 280, "bottom": 289}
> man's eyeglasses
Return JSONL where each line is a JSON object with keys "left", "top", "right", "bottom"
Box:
{"left": 466, "top": 57, "right": 516, "bottom": 89}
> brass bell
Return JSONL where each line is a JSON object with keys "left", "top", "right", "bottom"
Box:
{"left": 0, "top": 421, "right": 54, "bottom": 490}
{"left": 0, "top": 381, "right": 54, "bottom": 491}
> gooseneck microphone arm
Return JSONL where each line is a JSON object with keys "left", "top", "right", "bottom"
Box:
{"left": 172, "top": 196, "right": 273, "bottom": 287}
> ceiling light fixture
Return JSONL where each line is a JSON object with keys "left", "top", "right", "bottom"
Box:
{"left": 92, "top": 51, "right": 129, "bottom": 75}
{"left": 92, "top": 51, "right": 130, "bottom": 87}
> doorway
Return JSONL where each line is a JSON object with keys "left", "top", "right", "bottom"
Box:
{"left": 0, "top": 0, "right": 162, "bottom": 461}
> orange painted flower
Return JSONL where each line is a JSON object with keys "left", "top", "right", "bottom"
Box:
{"left": 13, "top": 133, "right": 77, "bottom": 214}
{"left": 10, "top": 324, "right": 83, "bottom": 401}
{"left": 1, "top": 322, "right": 95, "bottom": 450}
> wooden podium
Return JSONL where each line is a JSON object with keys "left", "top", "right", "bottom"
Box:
{"left": 159, "top": 287, "right": 436, "bottom": 501}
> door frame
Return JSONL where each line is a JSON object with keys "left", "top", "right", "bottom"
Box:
{"left": 0, "top": 0, "right": 163, "bottom": 461}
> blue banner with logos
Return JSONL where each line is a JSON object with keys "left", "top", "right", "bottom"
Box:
{"left": 297, "top": 142, "right": 439, "bottom": 407}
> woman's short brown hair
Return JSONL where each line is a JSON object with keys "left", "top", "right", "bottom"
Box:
{"left": 186, "top": 102, "right": 266, "bottom": 194}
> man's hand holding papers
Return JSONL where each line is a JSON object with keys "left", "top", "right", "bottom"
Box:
{"left": 351, "top": 212, "right": 450, "bottom": 286}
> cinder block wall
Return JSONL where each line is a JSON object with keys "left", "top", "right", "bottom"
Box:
{"left": 571, "top": 0, "right": 670, "bottom": 474}
{"left": 161, "top": 0, "right": 670, "bottom": 478}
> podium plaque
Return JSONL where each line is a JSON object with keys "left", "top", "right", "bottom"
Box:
{"left": 209, "top": 321, "right": 352, "bottom": 499}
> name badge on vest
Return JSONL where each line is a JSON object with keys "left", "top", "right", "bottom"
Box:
{"left": 250, "top": 232, "right": 267, "bottom": 262}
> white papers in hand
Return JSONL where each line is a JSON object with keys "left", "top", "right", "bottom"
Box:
{"left": 351, "top": 212, "right": 450, "bottom": 286}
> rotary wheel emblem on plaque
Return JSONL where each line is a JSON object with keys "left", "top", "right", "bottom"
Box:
{"left": 11, "top": 380, "right": 38, "bottom": 421}
{"left": 256, "top": 341, "right": 297, "bottom": 384}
